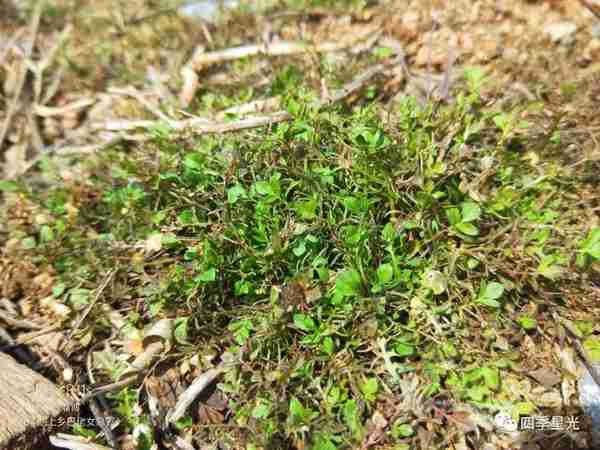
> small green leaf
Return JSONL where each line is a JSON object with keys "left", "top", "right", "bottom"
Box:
{"left": 178, "top": 209, "right": 195, "bottom": 225}
{"left": 373, "top": 46, "right": 392, "bottom": 59}
{"left": 394, "top": 341, "right": 414, "bottom": 357}
{"left": 251, "top": 399, "right": 271, "bottom": 419}
{"left": 0, "top": 180, "right": 19, "bottom": 192}
{"left": 446, "top": 208, "right": 461, "bottom": 226}
{"left": 227, "top": 184, "right": 247, "bottom": 203}
{"left": 72, "top": 424, "right": 97, "bottom": 439}
{"left": 343, "top": 399, "right": 363, "bottom": 440}
{"left": 255, "top": 180, "right": 273, "bottom": 196}
{"left": 22, "top": 237, "right": 36, "bottom": 249}
{"left": 381, "top": 222, "right": 396, "bottom": 242}
{"left": 312, "top": 435, "right": 337, "bottom": 450}
{"left": 359, "top": 377, "right": 379, "bottom": 402}
{"left": 464, "top": 66, "right": 486, "bottom": 91}
{"left": 537, "top": 255, "right": 564, "bottom": 280}
{"left": 161, "top": 233, "right": 181, "bottom": 249}
{"left": 581, "top": 228, "right": 600, "bottom": 259}
{"left": 40, "top": 225, "right": 55, "bottom": 243}
{"left": 174, "top": 416, "right": 193, "bottom": 430}
{"left": 228, "top": 319, "right": 253, "bottom": 344}
{"left": 516, "top": 315, "right": 537, "bottom": 331}
{"left": 293, "top": 313, "right": 316, "bottom": 332}
{"left": 476, "top": 281, "right": 504, "bottom": 308}
{"left": 234, "top": 279, "right": 253, "bottom": 296}
{"left": 183, "top": 152, "right": 205, "bottom": 171}
{"left": 422, "top": 270, "right": 447, "bottom": 295}
{"left": 477, "top": 297, "right": 500, "bottom": 308}
{"left": 197, "top": 267, "right": 217, "bottom": 282}
{"left": 335, "top": 269, "right": 362, "bottom": 298}
{"left": 480, "top": 367, "right": 500, "bottom": 390}
{"left": 484, "top": 282, "right": 505, "bottom": 300}
{"left": 376, "top": 263, "right": 394, "bottom": 284}
{"left": 289, "top": 397, "right": 305, "bottom": 419}
{"left": 289, "top": 397, "right": 316, "bottom": 424}
{"left": 342, "top": 196, "right": 368, "bottom": 214}
{"left": 461, "top": 202, "right": 481, "bottom": 222}
{"left": 321, "top": 336, "right": 335, "bottom": 355}
{"left": 286, "top": 97, "right": 301, "bottom": 116}
{"left": 52, "top": 283, "right": 66, "bottom": 297}
{"left": 294, "top": 197, "right": 318, "bottom": 220}
{"left": 493, "top": 112, "right": 511, "bottom": 132}
{"left": 293, "top": 241, "right": 307, "bottom": 256}
{"left": 316, "top": 266, "right": 329, "bottom": 283}
{"left": 69, "top": 288, "right": 91, "bottom": 308}
{"left": 441, "top": 342, "right": 458, "bottom": 358}
{"left": 583, "top": 337, "right": 600, "bottom": 363}
{"left": 575, "top": 321, "right": 594, "bottom": 337}
{"left": 393, "top": 423, "right": 415, "bottom": 438}
{"left": 456, "top": 222, "right": 479, "bottom": 236}
{"left": 467, "top": 258, "right": 480, "bottom": 270}
{"left": 174, "top": 318, "right": 189, "bottom": 344}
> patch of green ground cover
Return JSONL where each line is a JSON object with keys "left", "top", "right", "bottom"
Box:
{"left": 2, "top": 71, "right": 599, "bottom": 448}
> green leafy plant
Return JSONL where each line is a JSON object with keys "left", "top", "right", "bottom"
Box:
{"left": 446, "top": 202, "right": 481, "bottom": 237}
{"left": 578, "top": 228, "right": 600, "bottom": 266}
{"left": 288, "top": 397, "right": 318, "bottom": 427}
{"left": 332, "top": 269, "right": 363, "bottom": 303}
{"left": 476, "top": 281, "right": 504, "bottom": 308}
{"left": 583, "top": 337, "right": 600, "bottom": 363}
{"left": 516, "top": 314, "right": 537, "bottom": 331}
{"left": 447, "top": 366, "right": 500, "bottom": 403}
{"left": 4, "top": 41, "right": 597, "bottom": 448}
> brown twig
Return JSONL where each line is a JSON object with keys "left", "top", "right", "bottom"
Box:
{"left": 79, "top": 373, "right": 144, "bottom": 404}
{"left": 0, "top": 324, "right": 34, "bottom": 363}
{"left": 88, "top": 398, "right": 119, "bottom": 449}
{"left": 578, "top": 0, "right": 600, "bottom": 20}
{"left": 32, "top": 23, "right": 72, "bottom": 105}
{"left": 180, "top": 31, "right": 378, "bottom": 105}
{"left": 93, "top": 111, "right": 291, "bottom": 133}
{"left": 216, "top": 96, "right": 281, "bottom": 119}
{"left": 0, "top": 298, "right": 18, "bottom": 316}
{"left": 556, "top": 313, "right": 600, "bottom": 387}
{"left": 0, "top": 309, "right": 45, "bottom": 330}
{"left": 49, "top": 433, "right": 113, "bottom": 450}
{"left": 96, "top": 55, "right": 404, "bottom": 136}
{"left": 34, "top": 98, "right": 97, "bottom": 117}
{"left": 0, "top": 325, "right": 61, "bottom": 352}
{"left": 0, "top": 1, "right": 42, "bottom": 151}
{"left": 570, "top": 334, "right": 600, "bottom": 388}
{"left": 64, "top": 269, "right": 116, "bottom": 345}
{"left": 165, "top": 368, "right": 223, "bottom": 425}
{"left": 0, "top": 326, "right": 14, "bottom": 345}
{"left": 323, "top": 55, "right": 404, "bottom": 104}
{"left": 108, "top": 87, "right": 171, "bottom": 122}
{"left": 0, "top": 28, "right": 25, "bottom": 68}
{"left": 188, "top": 36, "right": 374, "bottom": 71}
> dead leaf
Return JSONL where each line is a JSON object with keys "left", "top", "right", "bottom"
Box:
{"left": 145, "top": 233, "right": 162, "bottom": 253}
{"left": 529, "top": 368, "right": 562, "bottom": 388}
{"left": 198, "top": 404, "right": 225, "bottom": 424}
{"left": 557, "top": 345, "right": 579, "bottom": 377}
{"left": 124, "top": 338, "right": 144, "bottom": 356}
{"left": 534, "top": 390, "right": 563, "bottom": 409}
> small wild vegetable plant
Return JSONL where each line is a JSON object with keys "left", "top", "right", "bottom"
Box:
{"left": 2, "top": 64, "right": 597, "bottom": 450}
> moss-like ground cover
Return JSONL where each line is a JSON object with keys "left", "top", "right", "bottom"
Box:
{"left": 2, "top": 66, "right": 600, "bottom": 449}
{"left": 2, "top": 1, "right": 600, "bottom": 449}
